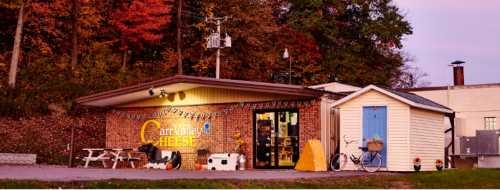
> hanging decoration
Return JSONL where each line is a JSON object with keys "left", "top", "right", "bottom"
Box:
{"left": 112, "top": 99, "right": 317, "bottom": 122}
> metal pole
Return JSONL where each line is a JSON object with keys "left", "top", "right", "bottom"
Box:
{"left": 289, "top": 56, "right": 292, "bottom": 84}
{"left": 177, "top": 0, "right": 183, "bottom": 75}
{"left": 68, "top": 121, "right": 76, "bottom": 168}
{"left": 216, "top": 19, "right": 221, "bottom": 79}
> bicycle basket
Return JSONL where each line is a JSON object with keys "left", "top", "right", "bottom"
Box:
{"left": 367, "top": 140, "right": 384, "bottom": 152}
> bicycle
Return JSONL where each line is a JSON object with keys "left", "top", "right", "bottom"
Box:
{"left": 330, "top": 135, "right": 383, "bottom": 172}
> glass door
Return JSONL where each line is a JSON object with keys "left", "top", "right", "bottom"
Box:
{"left": 254, "top": 110, "right": 299, "bottom": 169}
{"left": 277, "top": 111, "right": 299, "bottom": 167}
{"left": 255, "top": 112, "right": 275, "bottom": 168}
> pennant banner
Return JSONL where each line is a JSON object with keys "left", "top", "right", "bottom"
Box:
{"left": 112, "top": 99, "right": 316, "bottom": 121}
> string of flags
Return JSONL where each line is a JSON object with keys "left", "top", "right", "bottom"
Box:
{"left": 112, "top": 99, "right": 317, "bottom": 121}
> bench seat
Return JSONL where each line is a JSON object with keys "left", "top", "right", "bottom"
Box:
{"left": 0, "top": 153, "right": 37, "bottom": 165}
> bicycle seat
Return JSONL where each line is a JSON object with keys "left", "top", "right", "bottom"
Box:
{"left": 358, "top": 147, "right": 368, "bottom": 152}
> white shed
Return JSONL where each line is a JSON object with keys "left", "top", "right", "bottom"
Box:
{"left": 332, "top": 85, "right": 453, "bottom": 171}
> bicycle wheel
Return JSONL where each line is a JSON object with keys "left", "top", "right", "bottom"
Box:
{"left": 330, "top": 153, "right": 348, "bottom": 171}
{"left": 360, "top": 151, "right": 382, "bottom": 172}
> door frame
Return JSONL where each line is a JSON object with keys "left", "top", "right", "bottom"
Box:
{"left": 362, "top": 106, "right": 388, "bottom": 167}
{"left": 253, "top": 109, "right": 300, "bottom": 169}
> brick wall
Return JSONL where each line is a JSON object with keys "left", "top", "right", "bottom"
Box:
{"left": 0, "top": 112, "right": 106, "bottom": 165}
{"left": 106, "top": 99, "right": 321, "bottom": 170}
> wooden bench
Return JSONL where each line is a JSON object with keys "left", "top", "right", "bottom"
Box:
{"left": 0, "top": 153, "right": 37, "bottom": 165}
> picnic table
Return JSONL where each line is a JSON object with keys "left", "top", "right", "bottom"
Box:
{"left": 82, "top": 148, "right": 140, "bottom": 169}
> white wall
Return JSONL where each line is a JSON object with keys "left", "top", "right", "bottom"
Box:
{"left": 320, "top": 96, "right": 336, "bottom": 164}
{"left": 410, "top": 108, "right": 445, "bottom": 171}
{"left": 338, "top": 90, "right": 411, "bottom": 171}
{"left": 412, "top": 86, "right": 500, "bottom": 137}
{"left": 411, "top": 85, "right": 500, "bottom": 155}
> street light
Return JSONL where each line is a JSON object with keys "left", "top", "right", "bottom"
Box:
{"left": 283, "top": 48, "right": 292, "bottom": 85}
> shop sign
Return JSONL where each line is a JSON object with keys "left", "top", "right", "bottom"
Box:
{"left": 140, "top": 119, "right": 210, "bottom": 148}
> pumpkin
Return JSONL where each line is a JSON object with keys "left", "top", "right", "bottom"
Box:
{"left": 195, "top": 163, "right": 203, "bottom": 171}
{"left": 165, "top": 163, "right": 173, "bottom": 170}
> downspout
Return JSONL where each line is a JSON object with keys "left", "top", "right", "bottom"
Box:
{"left": 444, "top": 112, "right": 456, "bottom": 168}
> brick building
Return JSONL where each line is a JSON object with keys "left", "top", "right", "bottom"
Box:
{"left": 77, "top": 75, "right": 342, "bottom": 169}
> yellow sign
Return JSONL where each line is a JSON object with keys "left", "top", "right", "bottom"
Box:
{"left": 140, "top": 119, "right": 206, "bottom": 147}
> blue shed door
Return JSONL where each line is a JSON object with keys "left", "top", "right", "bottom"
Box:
{"left": 363, "top": 106, "right": 387, "bottom": 167}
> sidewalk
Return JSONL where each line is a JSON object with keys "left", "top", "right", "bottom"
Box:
{"left": 0, "top": 165, "right": 389, "bottom": 181}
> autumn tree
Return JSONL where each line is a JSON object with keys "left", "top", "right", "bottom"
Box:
{"left": 111, "top": 0, "right": 172, "bottom": 70}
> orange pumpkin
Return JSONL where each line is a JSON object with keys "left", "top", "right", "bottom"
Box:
{"left": 165, "top": 163, "right": 173, "bottom": 170}
{"left": 195, "top": 163, "right": 203, "bottom": 171}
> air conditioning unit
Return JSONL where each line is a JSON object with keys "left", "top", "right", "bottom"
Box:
{"left": 207, "top": 153, "right": 240, "bottom": 171}
{"left": 460, "top": 136, "right": 477, "bottom": 155}
{"left": 476, "top": 130, "right": 500, "bottom": 155}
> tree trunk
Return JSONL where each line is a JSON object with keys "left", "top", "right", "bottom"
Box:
{"left": 71, "top": 0, "right": 80, "bottom": 70}
{"left": 8, "top": 2, "right": 25, "bottom": 88}
{"left": 176, "top": 0, "right": 182, "bottom": 75}
{"left": 121, "top": 50, "right": 127, "bottom": 71}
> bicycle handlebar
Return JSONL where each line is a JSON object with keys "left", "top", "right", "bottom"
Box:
{"left": 343, "top": 135, "right": 356, "bottom": 144}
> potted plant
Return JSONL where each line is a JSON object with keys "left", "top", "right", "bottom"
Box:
{"left": 435, "top": 159, "right": 444, "bottom": 171}
{"left": 413, "top": 157, "right": 421, "bottom": 172}
{"left": 233, "top": 132, "right": 247, "bottom": 170}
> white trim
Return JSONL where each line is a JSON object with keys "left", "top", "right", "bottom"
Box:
{"left": 332, "top": 85, "right": 453, "bottom": 114}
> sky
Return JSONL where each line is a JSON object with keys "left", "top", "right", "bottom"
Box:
{"left": 392, "top": 0, "right": 500, "bottom": 86}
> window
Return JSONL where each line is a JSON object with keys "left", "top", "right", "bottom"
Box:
{"left": 485, "top": 117, "right": 497, "bottom": 130}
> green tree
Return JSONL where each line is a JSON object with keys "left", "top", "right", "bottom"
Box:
{"left": 278, "top": 0, "right": 413, "bottom": 86}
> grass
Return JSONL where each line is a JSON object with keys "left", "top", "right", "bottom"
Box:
{"left": 1, "top": 169, "right": 500, "bottom": 188}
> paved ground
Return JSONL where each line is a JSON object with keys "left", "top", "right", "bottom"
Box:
{"left": 0, "top": 165, "right": 391, "bottom": 181}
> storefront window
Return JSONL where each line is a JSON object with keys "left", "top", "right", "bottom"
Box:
{"left": 254, "top": 110, "right": 299, "bottom": 169}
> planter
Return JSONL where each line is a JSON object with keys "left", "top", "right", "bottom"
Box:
{"left": 435, "top": 159, "right": 444, "bottom": 171}
{"left": 413, "top": 164, "right": 421, "bottom": 172}
{"left": 436, "top": 165, "right": 443, "bottom": 171}
{"left": 367, "top": 140, "right": 384, "bottom": 152}
{"left": 413, "top": 157, "right": 421, "bottom": 172}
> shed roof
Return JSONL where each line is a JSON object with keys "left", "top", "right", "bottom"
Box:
{"left": 76, "top": 75, "right": 342, "bottom": 107}
{"left": 332, "top": 85, "right": 453, "bottom": 114}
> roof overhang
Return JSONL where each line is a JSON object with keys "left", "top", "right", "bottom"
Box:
{"left": 76, "top": 75, "right": 332, "bottom": 107}
{"left": 331, "top": 85, "right": 453, "bottom": 114}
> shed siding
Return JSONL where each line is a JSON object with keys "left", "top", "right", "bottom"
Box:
{"left": 119, "top": 87, "right": 302, "bottom": 107}
{"left": 321, "top": 97, "right": 336, "bottom": 164}
{"left": 338, "top": 90, "right": 411, "bottom": 171}
{"left": 410, "top": 108, "right": 445, "bottom": 171}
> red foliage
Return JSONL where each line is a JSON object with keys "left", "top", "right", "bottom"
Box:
{"left": 111, "top": 0, "right": 172, "bottom": 51}
{"left": 277, "top": 25, "right": 322, "bottom": 65}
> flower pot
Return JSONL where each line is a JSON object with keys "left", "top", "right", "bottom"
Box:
{"left": 436, "top": 165, "right": 443, "bottom": 171}
{"left": 413, "top": 164, "right": 421, "bottom": 172}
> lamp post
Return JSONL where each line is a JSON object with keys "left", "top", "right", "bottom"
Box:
{"left": 283, "top": 48, "right": 292, "bottom": 84}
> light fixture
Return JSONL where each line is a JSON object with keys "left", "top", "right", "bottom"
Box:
{"left": 159, "top": 89, "right": 168, "bottom": 98}
{"left": 283, "top": 48, "right": 289, "bottom": 59}
{"left": 148, "top": 87, "right": 155, "bottom": 96}
{"left": 224, "top": 33, "right": 231, "bottom": 48}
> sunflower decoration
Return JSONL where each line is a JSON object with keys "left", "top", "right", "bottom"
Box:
{"left": 233, "top": 132, "right": 246, "bottom": 154}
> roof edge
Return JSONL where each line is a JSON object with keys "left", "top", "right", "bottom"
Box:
{"left": 332, "top": 85, "right": 453, "bottom": 114}
{"left": 76, "top": 75, "right": 336, "bottom": 105}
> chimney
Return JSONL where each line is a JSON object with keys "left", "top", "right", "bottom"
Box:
{"left": 451, "top": 60, "right": 465, "bottom": 86}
